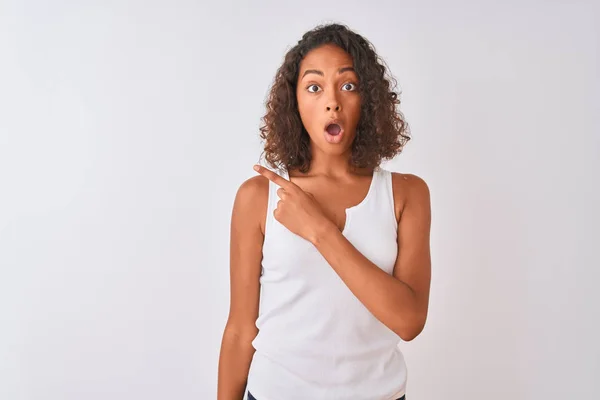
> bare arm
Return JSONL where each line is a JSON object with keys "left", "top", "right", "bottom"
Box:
{"left": 217, "top": 176, "right": 267, "bottom": 400}
{"left": 311, "top": 173, "right": 432, "bottom": 341}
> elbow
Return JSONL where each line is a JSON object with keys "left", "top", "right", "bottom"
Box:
{"left": 395, "top": 318, "right": 426, "bottom": 342}
{"left": 399, "top": 330, "right": 420, "bottom": 342}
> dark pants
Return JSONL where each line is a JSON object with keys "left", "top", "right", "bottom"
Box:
{"left": 247, "top": 391, "right": 405, "bottom": 400}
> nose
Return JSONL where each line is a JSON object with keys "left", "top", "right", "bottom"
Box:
{"left": 325, "top": 95, "right": 342, "bottom": 112}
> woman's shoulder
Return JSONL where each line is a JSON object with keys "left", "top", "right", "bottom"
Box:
{"left": 389, "top": 171, "right": 429, "bottom": 191}
{"left": 232, "top": 170, "right": 274, "bottom": 234}
{"left": 236, "top": 173, "right": 269, "bottom": 198}
{"left": 387, "top": 170, "right": 431, "bottom": 220}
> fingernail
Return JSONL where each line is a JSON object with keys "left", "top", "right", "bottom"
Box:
{"left": 253, "top": 165, "right": 259, "bottom": 171}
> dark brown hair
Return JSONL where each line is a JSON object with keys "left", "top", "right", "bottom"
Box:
{"left": 259, "top": 23, "right": 411, "bottom": 173}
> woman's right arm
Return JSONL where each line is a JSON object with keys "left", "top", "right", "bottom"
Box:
{"left": 217, "top": 175, "right": 268, "bottom": 400}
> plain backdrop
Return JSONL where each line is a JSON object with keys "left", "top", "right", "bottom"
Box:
{"left": 1, "top": 1, "right": 599, "bottom": 399}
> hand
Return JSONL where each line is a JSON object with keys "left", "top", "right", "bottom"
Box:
{"left": 253, "top": 165, "right": 334, "bottom": 244}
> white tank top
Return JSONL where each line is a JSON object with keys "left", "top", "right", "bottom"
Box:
{"left": 247, "top": 165, "right": 407, "bottom": 400}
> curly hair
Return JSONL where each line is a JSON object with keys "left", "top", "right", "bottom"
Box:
{"left": 259, "top": 23, "right": 411, "bottom": 173}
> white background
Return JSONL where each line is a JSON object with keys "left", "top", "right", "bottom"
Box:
{"left": 1, "top": 1, "right": 598, "bottom": 399}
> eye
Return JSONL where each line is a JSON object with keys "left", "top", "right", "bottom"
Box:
{"left": 342, "top": 82, "right": 357, "bottom": 91}
{"left": 307, "top": 84, "right": 321, "bottom": 93}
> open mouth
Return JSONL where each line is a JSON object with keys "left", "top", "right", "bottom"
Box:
{"left": 325, "top": 123, "right": 342, "bottom": 136}
{"left": 323, "top": 120, "right": 344, "bottom": 144}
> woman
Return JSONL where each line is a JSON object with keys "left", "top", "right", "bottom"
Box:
{"left": 218, "top": 23, "right": 431, "bottom": 400}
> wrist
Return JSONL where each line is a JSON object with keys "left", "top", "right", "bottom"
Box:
{"left": 308, "top": 218, "right": 338, "bottom": 246}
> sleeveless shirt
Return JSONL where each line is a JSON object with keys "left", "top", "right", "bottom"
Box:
{"left": 246, "top": 165, "right": 407, "bottom": 400}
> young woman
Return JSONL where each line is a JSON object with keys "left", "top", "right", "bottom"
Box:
{"left": 218, "top": 23, "right": 431, "bottom": 400}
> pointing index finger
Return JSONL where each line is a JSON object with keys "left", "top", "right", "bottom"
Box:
{"left": 253, "top": 165, "right": 293, "bottom": 189}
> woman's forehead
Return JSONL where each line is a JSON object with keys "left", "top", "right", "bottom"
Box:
{"left": 300, "top": 44, "right": 354, "bottom": 68}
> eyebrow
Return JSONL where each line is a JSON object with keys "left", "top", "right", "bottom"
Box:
{"left": 301, "top": 66, "right": 355, "bottom": 79}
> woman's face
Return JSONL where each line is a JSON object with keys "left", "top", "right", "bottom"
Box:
{"left": 296, "top": 44, "right": 361, "bottom": 155}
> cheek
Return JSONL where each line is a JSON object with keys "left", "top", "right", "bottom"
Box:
{"left": 344, "top": 96, "right": 362, "bottom": 122}
{"left": 348, "top": 94, "right": 361, "bottom": 110}
{"left": 297, "top": 94, "right": 319, "bottom": 123}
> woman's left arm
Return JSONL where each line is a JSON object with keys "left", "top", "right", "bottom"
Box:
{"left": 311, "top": 174, "right": 432, "bottom": 341}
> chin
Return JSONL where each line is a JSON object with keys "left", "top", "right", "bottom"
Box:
{"left": 320, "top": 141, "right": 354, "bottom": 155}
{"left": 309, "top": 132, "right": 355, "bottom": 154}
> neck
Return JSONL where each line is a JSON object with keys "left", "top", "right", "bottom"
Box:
{"left": 293, "top": 143, "right": 371, "bottom": 178}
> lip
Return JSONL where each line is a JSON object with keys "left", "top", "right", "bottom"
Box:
{"left": 323, "top": 119, "right": 345, "bottom": 144}
{"left": 324, "top": 118, "right": 343, "bottom": 131}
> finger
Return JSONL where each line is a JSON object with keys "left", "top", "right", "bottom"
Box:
{"left": 276, "top": 187, "right": 287, "bottom": 199}
{"left": 253, "top": 165, "right": 295, "bottom": 190}
{"left": 274, "top": 201, "right": 283, "bottom": 218}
